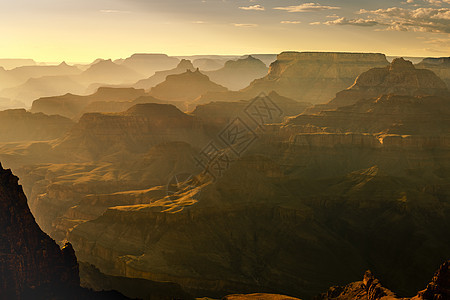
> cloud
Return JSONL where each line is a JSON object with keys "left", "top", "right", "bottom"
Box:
{"left": 274, "top": 2, "right": 340, "bottom": 13}
{"left": 309, "top": 21, "right": 322, "bottom": 25}
{"left": 354, "top": 6, "right": 450, "bottom": 33}
{"left": 405, "top": 0, "right": 450, "bottom": 4}
{"left": 324, "top": 17, "right": 379, "bottom": 26}
{"left": 281, "top": 21, "right": 301, "bottom": 24}
{"left": 425, "top": 0, "right": 450, "bottom": 4}
{"left": 100, "top": 9, "right": 130, "bottom": 14}
{"left": 239, "top": 4, "right": 265, "bottom": 11}
{"left": 233, "top": 23, "right": 258, "bottom": 27}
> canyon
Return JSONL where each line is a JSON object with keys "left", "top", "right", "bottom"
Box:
{"left": 0, "top": 53, "right": 448, "bottom": 299}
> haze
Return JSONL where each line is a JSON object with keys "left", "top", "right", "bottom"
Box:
{"left": 1, "top": 0, "right": 449, "bottom": 62}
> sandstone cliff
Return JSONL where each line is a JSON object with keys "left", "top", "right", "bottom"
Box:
{"left": 191, "top": 91, "right": 311, "bottom": 127}
{"left": 241, "top": 52, "right": 389, "bottom": 103}
{"left": 133, "top": 59, "right": 196, "bottom": 90}
{"left": 77, "top": 59, "right": 145, "bottom": 85}
{"left": 288, "top": 94, "right": 450, "bottom": 135}
{"left": 119, "top": 53, "right": 180, "bottom": 77}
{"left": 0, "top": 109, "right": 74, "bottom": 142}
{"left": 204, "top": 56, "right": 269, "bottom": 90}
{"left": 308, "top": 58, "right": 448, "bottom": 113}
{"left": 52, "top": 103, "right": 212, "bottom": 161}
{"left": 31, "top": 87, "right": 146, "bottom": 119}
{"left": 416, "top": 57, "right": 450, "bottom": 89}
{"left": 148, "top": 69, "right": 228, "bottom": 103}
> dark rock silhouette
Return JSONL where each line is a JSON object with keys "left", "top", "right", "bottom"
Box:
{"left": 0, "top": 163, "right": 79, "bottom": 298}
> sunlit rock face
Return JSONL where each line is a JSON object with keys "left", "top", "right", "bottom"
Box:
{"left": 148, "top": 69, "right": 228, "bottom": 102}
{"left": 416, "top": 57, "right": 450, "bottom": 90}
{"left": 53, "top": 103, "right": 212, "bottom": 161}
{"left": 191, "top": 91, "right": 311, "bottom": 127}
{"left": 133, "top": 59, "right": 196, "bottom": 90}
{"left": 241, "top": 52, "right": 389, "bottom": 104}
{"left": 55, "top": 57, "right": 450, "bottom": 299}
{"left": 31, "top": 87, "right": 146, "bottom": 119}
{"left": 307, "top": 58, "right": 448, "bottom": 113}
{"left": 0, "top": 163, "right": 79, "bottom": 298}
{"left": 0, "top": 109, "right": 74, "bottom": 142}
{"left": 204, "top": 55, "right": 269, "bottom": 91}
{"left": 2, "top": 55, "right": 449, "bottom": 300}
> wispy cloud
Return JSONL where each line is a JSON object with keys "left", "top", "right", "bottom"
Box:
{"left": 233, "top": 23, "right": 259, "bottom": 27}
{"left": 239, "top": 5, "right": 265, "bottom": 11}
{"left": 274, "top": 3, "right": 340, "bottom": 13}
{"left": 357, "top": 7, "right": 450, "bottom": 33}
{"left": 324, "top": 17, "right": 379, "bottom": 26}
{"left": 100, "top": 9, "right": 131, "bottom": 14}
{"left": 281, "top": 21, "right": 301, "bottom": 24}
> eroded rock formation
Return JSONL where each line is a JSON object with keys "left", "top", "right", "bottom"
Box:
{"left": 148, "top": 69, "right": 228, "bottom": 103}
{"left": 242, "top": 52, "right": 389, "bottom": 103}
{"left": 133, "top": 59, "right": 196, "bottom": 90}
{"left": 0, "top": 163, "right": 79, "bottom": 298}
{"left": 204, "top": 56, "right": 269, "bottom": 90}
{"left": 308, "top": 58, "right": 447, "bottom": 113}
{"left": 31, "top": 87, "right": 146, "bottom": 119}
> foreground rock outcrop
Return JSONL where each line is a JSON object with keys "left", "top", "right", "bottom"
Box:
{"left": 0, "top": 163, "right": 79, "bottom": 298}
{"left": 317, "top": 260, "right": 450, "bottom": 300}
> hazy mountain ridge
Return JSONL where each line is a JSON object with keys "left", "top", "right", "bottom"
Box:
{"left": 0, "top": 52, "right": 449, "bottom": 299}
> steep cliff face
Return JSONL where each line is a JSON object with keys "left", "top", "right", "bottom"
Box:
{"left": 241, "top": 52, "right": 389, "bottom": 103}
{"left": 148, "top": 69, "right": 228, "bottom": 102}
{"left": 79, "top": 95, "right": 173, "bottom": 116}
{"left": 119, "top": 53, "right": 180, "bottom": 77}
{"left": 53, "top": 103, "right": 211, "bottom": 161}
{"left": 0, "top": 109, "right": 74, "bottom": 142}
{"left": 133, "top": 59, "right": 196, "bottom": 90}
{"left": 68, "top": 144, "right": 450, "bottom": 298}
{"left": 0, "top": 163, "right": 79, "bottom": 298}
{"left": 0, "top": 76, "right": 87, "bottom": 107}
{"left": 416, "top": 57, "right": 450, "bottom": 89}
{"left": 204, "top": 56, "right": 269, "bottom": 90}
{"left": 31, "top": 87, "right": 146, "bottom": 119}
{"left": 415, "top": 261, "right": 450, "bottom": 300}
{"left": 288, "top": 94, "right": 450, "bottom": 135}
{"left": 309, "top": 58, "right": 448, "bottom": 113}
{"left": 77, "top": 59, "right": 144, "bottom": 85}
{"left": 318, "top": 261, "right": 450, "bottom": 300}
{"left": 191, "top": 91, "right": 311, "bottom": 127}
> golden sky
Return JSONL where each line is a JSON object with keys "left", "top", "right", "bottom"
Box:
{"left": 0, "top": 0, "right": 449, "bottom": 62}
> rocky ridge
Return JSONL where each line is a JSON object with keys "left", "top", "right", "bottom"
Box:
{"left": 0, "top": 163, "right": 79, "bottom": 298}
{"left": 308, "top": 58, "right": 447, "bottom": 113}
